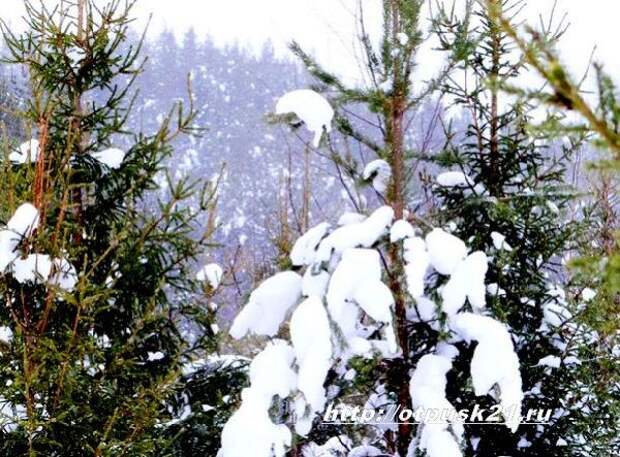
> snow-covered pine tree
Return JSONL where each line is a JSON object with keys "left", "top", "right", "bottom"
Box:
{"left": 273, "top": 2, "right": 473, "bottom": 454}
{"left": 430, "top": 0, "right": 617, "bottom": 455}
{"left": 218, "top": 2, "right": 530, "bottom": 457}
{"left": 220, "top": 202, "right": 525, "bottom": 457}
{"left": 483, "top": 1, "right": 620, "bottom": 454}
{"left": 0, "top": 1, "right": 225, "bottom": 454}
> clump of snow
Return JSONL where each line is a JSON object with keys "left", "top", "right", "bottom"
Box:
{"left": 220, "top": 340, "right": 297, "bottom": 457}
{"left": 0, "top": 398, "right": 27, "bottom": 432}
{"left": 390, "top": 219, "right": 415, "bottom": 242}
{"left": 403, "top": 236, "right": 429, "bottom": 299}
{"left": 290, "top": 296, "right": 332, "bottom": 424}
{"left": 450, "top": 312, "right": 523, "bottom": 432}
{"left": 9, "top": 139, "right": 39, "bottom": 164}
{"left": 291, "top": 222, "right": 330, "bottom": 266}
{"left": 230, "top": 271, "right": 302, "bottom": 338}
{"left": 182, "top": 354, "right": 249, "bottom": 377}
{"left": 49, "top": 258, "right": 78, "bottom": 292}
{"left": 0, "top": 231, "right": 21, "bottom": 270}
{"left": 542, "top": 302, "right": 571, "bottom": 328}
{"left": 396, "top": 32, "right": 409, "bottom": 46}
{"left": 491, "top": 232, "right": 513, "bottom": 252}
{"left": 0, "top": 326, "right": 13, "bottom": 344}
{"left": 302, "top": 436, "right": 351, "bottom": 457}
{"left": 276, "top": 89, "right": 334, "bottom": 147}
{"left": 337, "top": 212, "right": 366, "bottom": 226}
{"left": 348, "top": 445, "right": 383, "bottom": 457}
{"left": 8, "top": 203, "right": 40, "bottom": 239}
{"left": 542, "top": 286, "right": 571, "bottom": 329}
{"left": 441, "top": 251, "right": 488, "bottom": 315}
{"left": 92, "top": 148, "right": 126, "bottom": 169}
{"left": 220, "top": 389, "right": 292, "bottom": 457}
{"left": 487, "top": 283, "right": 506, "bottom": 297}
{"left": 316, "top": 206, "right": 393, "bottom": 262}
{"left": 436, "top": 171, "right": 472, "bottom": 187}
{"left": 362, "top": 159, "right": 392, "bottom": 193}
{"left": 581, "top": 287, "right": 596, "bottom": 302}
{"left": 302, "top": 269, "right": 329, "bottom": 298}
{"left": 425, "top": 228, "right": 467, "bottom": 275}
{"left": 354, "top": 280, "right": 394, "bottom": 324}
{"left": 409, "top": 354, "right": 464, "bottom": 457}
{"left": 537, "top": 355, "right": 561, "bottom": 368}
{"left": 409, "top": 296, "right": 437, "bottom": 322}
{"left": 249, "top": 340, "right": 298, "bottom": 399}
{"left": 147, "top": 351, "right": 165, "bottom": 361}
{"left": 0, "top": 204, "right": 78, "bottom": 292}
{"left": 327, "top": 248, "right": 396, "bottom": 355}
{"left": 196, "top": 263, "right": 223, "bottom": 289}
{"left": 11, "top": 254, "right": 52, "bottom": 284}
{"left": 327, "top": 249, "right": 379, "bottom": 340}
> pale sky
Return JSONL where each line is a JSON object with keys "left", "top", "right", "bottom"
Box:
{"left": 2, "top": 0, "right": 619, "bottom": 86}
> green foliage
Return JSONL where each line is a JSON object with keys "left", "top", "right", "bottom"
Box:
{"left": 0, "top": 1, "right": 241, "bottom": 455}
{"left": 431, "top": 1, "right": 619, "bottom": 455}
{"left": 160, "top": 359, "right": 248, "bottom": 457}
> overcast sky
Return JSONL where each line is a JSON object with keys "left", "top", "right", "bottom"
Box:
{"left": 3, "top": 0, "right": 619, "bottom": 86}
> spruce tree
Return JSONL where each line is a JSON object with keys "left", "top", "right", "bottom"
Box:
{"left": 0, "top": 1, "right": 224, "bottom": 455}
{"left": 219, "top": 1, "right": 616, "bottom": 456}
{"left": 219, "top": 1, "right": 521, "bottom": 457}
{"left": 281, "top": 1, "right": 471, "bottom": 454}
{"left": 431, "top": 1, "right": 617, "bottom": 455}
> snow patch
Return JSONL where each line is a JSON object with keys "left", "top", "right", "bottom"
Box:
{"left": 92, "top": 148, "right": 126, "bottom": 169}
{"left": 196, "top": 263, "right": 223, "bottom": 289}
{"left": 362, "top": 159, "right": 391, "bottom": 193}
{"left": 390, "top": 219, "right": 415, "bottom": 242}
{"left": 410, "top": 354, "right": 464, "bottom": 457}
{"left": 436, "top": 171, "right": 472, "bottom": 187}
{"left": 291, "top": 222, "right": 330, "bottom": 266}
{"left": 8, "top": 203, "right": 40, "bottom": 239}
{"left": 220, "top": 342, "right": 296, "bottom": 457}
{"left": 230, "top": 271, "right": 302, "bottom": 338}
{"left": 450, "top": 312, "right": 523, "bottom": 432}
{"left": 12, "top": 254, "right": 52, "bottom": 284}
{"left": 276, "top": 90, "right": 334, "bottom": 147}
{"left": 316, "top": 206, "right": 393, "bottom": 262}
{"left": 491, "top": 232, "right": 513, "bottom": 252}
{"left": 290, "top": 296, "right": 332, "bottom": 419}
{"left": 10, "top": 139, "right": 39, "bottom": 164}
{"left": 49, "top": 258, "right": 78, "bottom": 292}
{"left": 403, "top": 236, "right": 429, "bottom": 299}
{"left": 441, "top": 251, "right": 488, "bottom": 315}
{"left": 425, "top": 228, "right": 467, "bottom": 275}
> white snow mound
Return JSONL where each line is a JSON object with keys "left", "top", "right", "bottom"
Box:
{"left": 362, "top": 159, "right": 392, "bottom": 193}
{"left": 425, "top": 228, "right": 467, "bottom": 275}
{"left": 230, "top": 271, "right": 302, "bottom": 339}
{"left": 196, "top": 263, "right": 223, "bottom": 289}
{"left": 276, "top": 89, "right": 334, "bottom": 147}
{"left": 92, "top": 148, "right": 126, "bottom": 169}
{"left": 451, "top": 312, "right": 523, "bottom": 432}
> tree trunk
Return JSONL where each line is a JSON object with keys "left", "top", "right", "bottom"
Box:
{"left": 387, "top": 2, "right": 412, "bottom": 455}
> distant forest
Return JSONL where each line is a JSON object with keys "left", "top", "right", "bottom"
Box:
{"left": 0, "top": 28, "right": 542, "bottom": 314}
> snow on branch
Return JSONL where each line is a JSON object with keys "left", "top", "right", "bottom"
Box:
{"left": 220, "top": 340, "right": 297, "bottom": 457}
{"left": 450, "top": 312, "right": 523, "bottom": 432}
{"left": 229, "top": 271, "right": 302, "bottom": 339}
{"left": 275, "top": 89, "right": 334, "bottom": 147}
{"left": 362, "top": 159, "right": 392, "bottom": 193}
{"left": 410, "top": 354, "right": 464, "bottom": 457}
{"left": 221, "top": 206, "right": 523, "bottom": 456}
{"left": 0, "top": 203, "right": 77, "bottom": 291}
